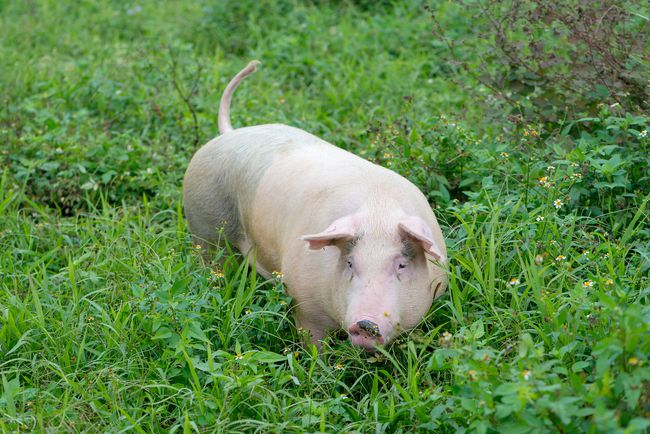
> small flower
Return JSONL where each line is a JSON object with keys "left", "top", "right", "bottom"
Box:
{"left": 547, "top": 166, "right": 555, "bottom": 172}
{"left": 339, "top": 394, "right": 348, "bottom": 400}
{"left": 500, "top": 151, "right": 509, "bottom": 159}
{"left": 272, "top": 270, "right": 284, "bottom": 279}
{"left": 582, "top": 280, "right": 594, "bottom": 288}
{"left": 522, "top": 370, "right": 531, "bottom": 380}
{"left": 383, "top": 152, "right": 392, "bottom": 159}
{"left": 146, "top": 167, "right": 153, "bottom": 174}
{"left": 538, "top": 176, "right": 548, "bottom": 185}
{"left": 536, "top": 215, "right": 545, "bottom": 222}
{"left": 549, "top": 239, "right": 558, "bottom": 246}
{"left": 555, "top": 255, "right": 566, "bottom": 262}
{"left": 193, "top": 244, "right": 203, "bottom": 250}
{"left": 467, "top": 370, "right": 478, "bottom": 381}
{"left": 571, "top": 162, "right": 580, "bottom": 168}
{"left": 610, "top": 102, "right": 620, "bottom": 109}
{"left": 639, "top": 130, "right": 647, "bottom": 138}
{"left": 553, "top": 199, "right": 563, "bottom": 209}
{"left": 334, "top": 363, "right": 344, "bottom": 371}
{"left": 509, "top": 277, "right": 521, "bottom": 286}
{"left": 439, "top": 331, "right": 453, "bottom": 347}
{"left": 55, "top": 147, "right": 64, "bottom": 154}
{"left": 571, "top": 172, "right": 583, "bottom": 181}
{"left": 211, "top": 269, "right": 225, "bottom": 279}
{"left": 534, "top": 254, "right": 544, "bottom": 265}
{"left": 581, "top": 250, "right": 589, "bottom": 257}
{"left": 245, "top": 309, "right": 252, "bottom": 315}
{"left": 235, "top": 353, "right": 243, "bottom": 360}
{"left": 628, "top": 357, "right": 640, "bottom": 366}
{"left": 604, "top": 278, "right": 614, "bottom": 286}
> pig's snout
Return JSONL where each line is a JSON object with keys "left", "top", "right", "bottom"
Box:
{"left": 348, "top": 320, "right": 385, "bottom": 351}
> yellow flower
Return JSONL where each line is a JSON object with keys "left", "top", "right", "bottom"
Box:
{"left": 509, "top": 277, "right": 521, "bottom": 286}
{"left": 555, "top": 255, "right": 566, "bottom": 262}
{"left": 334, "top": 363, "right": 344, "bottom": 371}
{"left": 582, "top": 280, "right": 594, "bottom": 288}
{"left": 629, "top": 357, "right": 640, "bottom": 366}
{"left": 605, "top": 278, "right": 614, "bottom": 286}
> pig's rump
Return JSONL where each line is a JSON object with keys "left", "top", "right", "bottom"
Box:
{"left": 183, "top": 123, "right": 318, "bottom": 250}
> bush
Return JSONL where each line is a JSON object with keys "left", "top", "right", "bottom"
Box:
{"left": 429, "top": 0, "right": 650, "bottom": 125}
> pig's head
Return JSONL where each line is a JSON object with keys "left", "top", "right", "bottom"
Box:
{"left": 301, "top": 212, "right": 446, "bottom": 352}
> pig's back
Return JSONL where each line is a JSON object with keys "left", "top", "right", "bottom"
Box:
{"left": 183, "top": 124, "right": 340, "bottom": 246}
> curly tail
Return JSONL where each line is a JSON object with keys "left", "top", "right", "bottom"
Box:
{"left": 218, "top": 60, "right": 261, "bottom": 134}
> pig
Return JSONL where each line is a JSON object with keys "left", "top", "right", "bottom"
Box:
{"left": 183, "top": 61, "right": 447, "bottom": 351}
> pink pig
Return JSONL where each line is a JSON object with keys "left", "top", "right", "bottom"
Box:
{"left": 183, "top": 61, "right": 447, "bottom": 351}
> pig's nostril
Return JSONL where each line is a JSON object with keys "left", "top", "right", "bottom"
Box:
{"left": 356, "top": 320, "right": 381, "bottom": 337}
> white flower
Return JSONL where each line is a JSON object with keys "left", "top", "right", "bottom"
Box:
{"left": 640, "top": 130, "right": 647, "bottom": 138}
{"left": 553, "top": 199, "right": 563, "bottom": 209}
{"left": 536, "top": 216, "right": 544, "bottom": 222}
{"left": 509, "top": 278, "right": 521, "bottom": 286}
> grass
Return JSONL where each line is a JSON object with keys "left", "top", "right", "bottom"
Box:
{"left": 1, "top": 0, "right": 649, "bottom": 432}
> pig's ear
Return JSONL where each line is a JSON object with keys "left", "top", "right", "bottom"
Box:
{"left": 300, "top": 216, "right": 357, "bottom": 250}
{"left": 398, "top": 216, "right": 446, "bottom": 262}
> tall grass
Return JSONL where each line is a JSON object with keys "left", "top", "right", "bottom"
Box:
{"left": 1, "top": 0, "right": 648, "bottom": 432}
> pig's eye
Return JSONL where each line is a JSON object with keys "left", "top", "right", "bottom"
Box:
{"left": 346, "top": 260, "right": 353, "bottom": 269}
{"left": 397, "top": 263, "right": 407, "bottom": 270}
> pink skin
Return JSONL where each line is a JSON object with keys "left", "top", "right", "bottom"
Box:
{"left": 302, "top": 213, "right": 443, "bottom": 351}
{"left": 184, "top": 61, "right": 449, "bottom": 352}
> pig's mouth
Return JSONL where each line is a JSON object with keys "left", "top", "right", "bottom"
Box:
{"left": 347, "top": 318, "right": 387, "bottom": 352}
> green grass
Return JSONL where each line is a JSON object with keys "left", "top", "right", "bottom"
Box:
{"left": 1, "top": 0, "right": 649, "bottom": 432}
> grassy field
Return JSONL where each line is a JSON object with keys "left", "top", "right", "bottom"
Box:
{"left": 1, "top": 0, "right": 649, "bottom": 432}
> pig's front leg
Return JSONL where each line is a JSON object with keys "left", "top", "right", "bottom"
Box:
{"left": 294, "top": 308, "right": 337, "bottom": 349}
